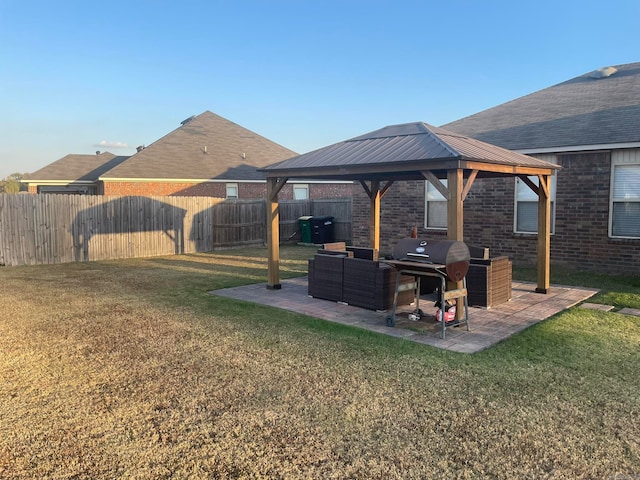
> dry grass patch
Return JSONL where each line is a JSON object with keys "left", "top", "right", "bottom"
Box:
{"left": 1, "top": 246, "right": 639, "bottom": 479}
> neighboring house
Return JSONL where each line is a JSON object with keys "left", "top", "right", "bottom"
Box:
{"left": 355, "top": 61, "right": 639, "bottom": 274}
{"left": 25, "top": 152, "right": 129, "bottom": 194}
{"left": 25, "top": 111, "right": 353, "bottom": 200}
{"left": 100, "top": 111, "right": 353, "bottom": 199}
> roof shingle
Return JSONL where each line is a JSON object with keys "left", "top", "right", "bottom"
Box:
{"left": 441, "top": 62, "right": 640, "bottom": 150}
{"left": 28, "top": 152, "right": 129, "bottom": 182}
{"left": 101, "top": 111, "right": 297, "bottom": 181}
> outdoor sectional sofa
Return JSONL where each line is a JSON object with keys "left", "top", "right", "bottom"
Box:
{"left": 307, "top": 245, "right": 415, "bottom": 311}
{"left": 307, "top": 243, "right": 512, "bottom": 312}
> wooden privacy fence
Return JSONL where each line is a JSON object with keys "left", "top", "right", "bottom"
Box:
{"left": 0, "top": 194, "right": 352, "bottom": 266}
{"left": 277, "top": 198, "right": 352, "bottom": 242}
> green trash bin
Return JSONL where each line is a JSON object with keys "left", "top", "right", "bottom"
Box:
{"left": 298, "top": 216, "right": 313, "bottom": 243}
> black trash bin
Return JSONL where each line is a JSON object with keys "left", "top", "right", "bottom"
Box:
{"left": 310, "top": 216, "right": 334, "bottom": 244}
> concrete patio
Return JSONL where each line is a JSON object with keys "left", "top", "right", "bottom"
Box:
{"left": 211, "top": 277, "right": 598, "bottom": 353}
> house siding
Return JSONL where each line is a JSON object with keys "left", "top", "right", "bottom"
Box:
{"left": 352, "top": 151, "right": 640, "bottom": 274}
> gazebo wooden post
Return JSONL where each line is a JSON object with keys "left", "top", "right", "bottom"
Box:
{"left": 536, "top": 174, "right": 551, "bottom": 294}
{"left": 369, "top": 180, "right": 381, "bottom": 252}
{"left": 447, "top": 169, "right": 465, "bottom": 320}
{"left": 266, "top": 176, "right": 288, "bottom": 290}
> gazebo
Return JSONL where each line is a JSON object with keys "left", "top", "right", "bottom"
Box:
{"left": 259, "top": 122, "right": 560, "bottom": 308}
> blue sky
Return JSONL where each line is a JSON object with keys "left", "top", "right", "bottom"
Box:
{"left": 1, "top": 0, "right": 638, "bottom": 179}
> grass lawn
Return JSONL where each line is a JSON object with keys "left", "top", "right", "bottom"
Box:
{"left": 1, "top": 245, "right": 638, "bottom": 479}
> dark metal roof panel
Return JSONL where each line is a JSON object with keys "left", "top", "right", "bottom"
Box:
{"left": 264, "top": 123, "right": 458, "bottom": 171}
{"left": 263, "top": 122, "right": 559, "bottom": 175}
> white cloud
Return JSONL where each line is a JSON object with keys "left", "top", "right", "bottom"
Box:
{"left": 95, "top": 140, "right": 129, "bottom": 149}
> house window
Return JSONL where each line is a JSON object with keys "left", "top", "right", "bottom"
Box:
{"left": 38, "top": 185, "right": 95, "bottom": 195}
{"left": 424, "top": 179, "right": 447, "bottom": 229}
{"left": 514, "top": 176, "right": 556, "bottom": 234}
{"left": 610, "top": 156, "right": 640, "bottom": 238}
{"left": 226, "top": 183, "right": 238, "bottom": 199}
{"left": 293, "top": 184, "right": 309, "bottom": 200}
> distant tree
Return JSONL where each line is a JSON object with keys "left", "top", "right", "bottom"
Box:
{"left": 0, "top": 173, "right": 27, "bottom": 194}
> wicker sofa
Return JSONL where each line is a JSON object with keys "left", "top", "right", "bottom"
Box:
{"left": 307, "top": 246, "right": 415, "bottom": 311}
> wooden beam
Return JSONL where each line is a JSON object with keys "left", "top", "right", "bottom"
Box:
{"left": 359, "top": 180, "right": 372, "bottom": 198}
{"left": 370, "top": 180, "right": 381, "bottom": 252}
{"left": 264, "top": 158, "right": 557, "bottom": 181}
{"left": 380, "top": 180, "right": 395, "bottom": 197}
{"left": 518, "top": 175, "right": 539, "bottom": 195}
{"left": 537, "top": 174, "right": 550, "bottom": 198}
{"left": 421, "top": 170, "right": 450, "bottom": 199}
{"left": 447, "top": 169, "right": 465, "bottom": 320}
{"left": 359, "top": 179, "right": 394, "bottom": 199}
{"left": 462, "top": 160, "right": 558, "bottom": 176}
{"left": 536, "top": 174, "right": 551, "bottom": 294}
{"left": 446, "top": 169, "right": 464, "bottom": 241}
{"left": 461, "top": 169, "right": 478, "bottom": 201}
{"left": 267, "top": 177, "right": 288, "bottom": 202}
{"left": 266, "top": 177, "right": 282, "bottom": 289}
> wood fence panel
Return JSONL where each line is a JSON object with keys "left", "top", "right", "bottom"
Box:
{"left": 211, "top": 200, "right": 266, "bottom": 247}
{"left": 57, "top": 195, "right": 75, "bottom": 263}
{"left": 0, "top": 194, "right": 352, "bottom": 266}
{"left": 278, "top": 200, "right": 311, "bottom": 242}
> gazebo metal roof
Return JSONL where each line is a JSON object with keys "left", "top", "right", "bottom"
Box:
{"left": 260, "top": 122, "right": 559, "bottom": 180}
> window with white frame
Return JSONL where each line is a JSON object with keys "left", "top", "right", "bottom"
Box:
{"left": 424, "top": 179, "right": 447, "bottom": 229}
{"left": 514, "top": 175, "right": 556, "bottom": 234}
{"left": 610, "top": 151, "right": 640, "bottom": 238}
{"left": 226, "top": 183, "right": 238, "bottom": 199}
{"left": 293, "top": 184, "right": 309, "bottom": 200}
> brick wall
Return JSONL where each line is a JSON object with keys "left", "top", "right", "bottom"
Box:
{"left": 352, "top": 180, "right": 441, "bottom": 255}
{"left": 442, "top": 151, "right": 636, "bottom": 273}
{"left": 102, "top": 181, "right": 353, "bottom": 199}
{"left": 352, "top": 153, "right": 640, "bottom": 274}
{"left": 552, "top": 151, "right": 639, "bottom": 274}
{"left": 102, "top": 181, "right": 224, "bottom": 197}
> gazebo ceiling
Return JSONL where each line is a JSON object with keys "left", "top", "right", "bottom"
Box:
{"left": 260, "top": 122, "right": 560, "bottom": 181}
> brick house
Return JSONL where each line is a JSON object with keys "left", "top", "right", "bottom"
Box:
{"left": 352, "top": 62, "right": 640, "bottom": 274}
{"left": 25, "top": 152, "right": 129, "bottom": 194}
{"left": 26, "top": 111, "right": 353, "bottom": 200}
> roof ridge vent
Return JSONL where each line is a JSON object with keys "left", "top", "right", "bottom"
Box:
{"left": 180, "top": 115, "right": 196, "bottom": 126}
{"left": 589, "top": 66, "right": 618, "bottom": 79}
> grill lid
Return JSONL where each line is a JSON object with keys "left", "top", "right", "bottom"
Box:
{"left": 392, "top": 238, "right": 470, "bottom": 281}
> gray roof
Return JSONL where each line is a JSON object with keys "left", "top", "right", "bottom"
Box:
{"left": 101, "top": 111, "right": 297, "bottom": 181}
{"left": 261, "top": 122, "right": 559, "bottom": 180}
{"left": 442, "top": 62, "right": 640, "bottom": 151}
{"left": 27, "top": 152, "right": 129, "bottom": 182}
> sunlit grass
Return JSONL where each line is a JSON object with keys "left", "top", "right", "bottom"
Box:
{"left": 0, "top": 246, "right": 638, "bottom": 478}
{"left": 513, "top": 265, "right": 640, "bottom": 310}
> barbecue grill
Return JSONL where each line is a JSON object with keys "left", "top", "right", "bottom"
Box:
{"left": 385, "top": 239, "right": 471, "bottom": 338}
{"left": 392, "top": 238, "right": 470, "bottom": 282}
